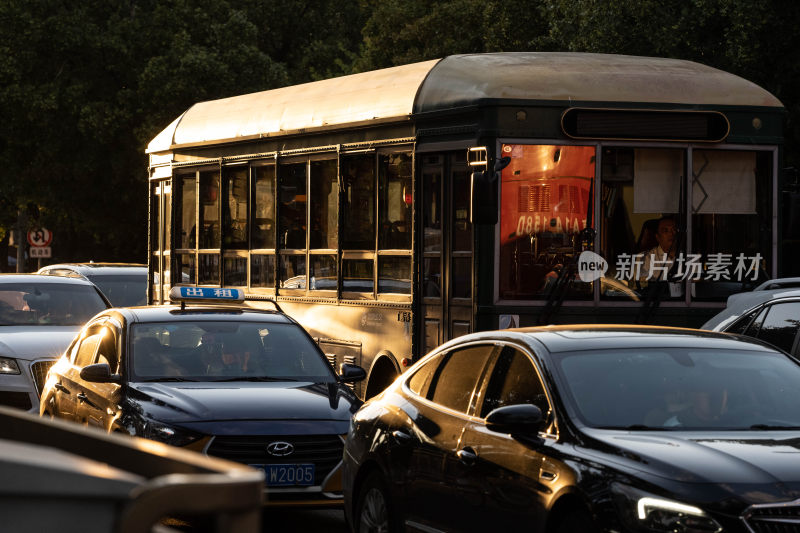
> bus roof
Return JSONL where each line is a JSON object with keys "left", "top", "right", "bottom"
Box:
{"left": 147, "top": 52, "right": 782, "bottom": 153}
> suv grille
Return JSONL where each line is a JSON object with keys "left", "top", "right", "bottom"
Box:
{"left": 30, "top": 360, "right": 57, "bottom": 397}
{"left": 743, "top": 501, "right": 800, "bottom": 532}
{"left": 207, "top": 434, "right": 344, "bottom": 483}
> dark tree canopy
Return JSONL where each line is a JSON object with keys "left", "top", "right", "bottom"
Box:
{"left": 0, "top": 0, "right": 797, "bottom": 269}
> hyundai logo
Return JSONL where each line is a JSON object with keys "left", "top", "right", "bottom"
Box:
{"left": 266, "top": 441, "right": 294, "bottom": 457}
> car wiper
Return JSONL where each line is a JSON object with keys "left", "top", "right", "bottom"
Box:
{"left": 141, "top": 377, "right": 198, "bottom": 382}
{"left": 749, "top": 424, "right": 800, "bottom": 430}
{"left": 211, "top": 376, "right": 294, "bottom": 382}
{"left": 596, "top": 425, "right": 669, "bottom": 431}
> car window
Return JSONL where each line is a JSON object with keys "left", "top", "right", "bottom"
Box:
{"left": 75, "top": 333, "right": 103, "bottom": 368}
{"left": 726, "top": 308, "right": 759, "bottom": 334}
{"left": 85, "top": 274, "right": 146, "bottom": 307}
{"left": 95, "top": 327, "right": 119, "bottom": 372}
{"left": 554, "top": 347, "right": 800, "bottom": 430}
{"left": 130, "top": 321, "right": 335, "bottom": 382}
{"left": 406, "top": 352, "right": 445, "bottom": 397}
{"left": 744, "top": 306, "right": 768, "bottom": 337}
{"left": 479, "top": 346, "right": 550, "bottom": 419}
{"left": 427, "top": 344, "right": 495, "bottom": 414}
{"left": 756, "top": 302, "right": 800, "bottom": 353}
{"left": 0, "top": 282, "right": 107, "bottom": 326}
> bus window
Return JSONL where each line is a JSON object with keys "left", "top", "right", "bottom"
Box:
{"left": 280, "top": 254, "right": 306, "bottom": 289}
{"left": 310, "top": 160, "right": 338, "bottom": 250}
{"left": 379, "top": 256, "right": 411, "bottom": 295}
{"left": 343, "top": 258, "right": 373, "bottom": 295}
{"left": 310, "top": 255, "right": 337, "bottom": 291}
{"left": 252, "top": 165, "right": 276, "bottom": 250}
{"left": 498, "top": 144, "right": 595, "bottom": 300}
{"left": 378, "top": 153, "right": 412, "bottom": 250}
{"left": 342, "top": 155, "right": 375, "bottom": 250}
{"left": 223, "top": 255, "right": 247, "bottom": 287}
{"left": 600, "top": 148, "right": 683, "bottom": 301}
{"left": 198, "top": 253, "right": 219, "bottom": 285}
{"left": 279, "top": 162, "right": 307, "bottom": 250}
{"left": 178, "top": 173, "right": 196, "bottom": 250}
{"left": 309, "top": 159, "right": 338, "bottom": 293}
{"left": 690, "top": 149, "right": 771, "bottom": 300}
{"left": 199, "top": 170, "right": 220, "bottom": 249}
{"left": 251, "top": 254, "right": 275, "bottom": 288}
{"left": 222, "top": 167, "right": 248, "bottom": 249}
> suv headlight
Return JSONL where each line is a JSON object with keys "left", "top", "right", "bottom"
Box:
{"left": 0, "top": 357, "right": 20, "bottom": 375}
{"left": 139, "top": 419, "right": 202, "bottom": 447}
{"left": 612, "top": 483, "right": 722, "bottom": 533}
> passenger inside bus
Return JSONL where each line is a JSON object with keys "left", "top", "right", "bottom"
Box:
{"left": 639, "top": 216, "right": 677, "bottom": 283}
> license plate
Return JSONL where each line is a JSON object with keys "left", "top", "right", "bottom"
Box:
{"left": 256, "top": 464, "right": 315, "bottom": 486}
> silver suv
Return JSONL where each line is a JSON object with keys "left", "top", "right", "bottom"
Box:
{"left": 0, "top": 274, "right": 110, "bottom": 411}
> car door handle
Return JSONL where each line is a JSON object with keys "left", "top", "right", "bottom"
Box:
{"left": 457, "top": 447, "right": 478, "bottom": 466}
{"left": 54, "top": 382, "right": 70, "bottom": 394}
{"left": 391, "top": 430, "right": 414, "bottom": 446}
{"left": 77, "top": 392, "right": 98, "bottom": 409}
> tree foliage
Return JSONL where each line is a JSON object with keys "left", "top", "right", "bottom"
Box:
{"left": 0, "top": 0, "right": 362, "bottom": 268}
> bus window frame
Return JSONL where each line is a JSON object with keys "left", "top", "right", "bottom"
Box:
{"left": 166, "top": 145, "right": 414, "bottom": 304}
{"left": 492, "top": 138, "right": 779, "bottom": 307}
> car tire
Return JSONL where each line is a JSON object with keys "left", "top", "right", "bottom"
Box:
{"left": 355, "top": 471, "right": 397, "bottom": 533}
{"left": 556, "top": 506, "right": 598, "bottom": 533}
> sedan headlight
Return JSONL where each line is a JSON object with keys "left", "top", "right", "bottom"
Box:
{"left": 139, "top": 419, "right": 202, "bottom": 447}
{"left": 0, "top": 357, "right": 20, "bottom": 375}
{"left": 612, "top": 483, "right": 722, "bottom": 533}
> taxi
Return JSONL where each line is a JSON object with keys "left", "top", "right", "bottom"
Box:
{"left": 40, "top": 287, "right": 366, "bottom": 506}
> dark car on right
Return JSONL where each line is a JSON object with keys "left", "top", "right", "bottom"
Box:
{"left": 702, "top": 278, "right": 800, "bottom": 357}
{"left": 343, "top": 325, "right": 800, "bottom": 533}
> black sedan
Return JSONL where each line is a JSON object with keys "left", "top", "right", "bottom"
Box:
{"left": 343, "top": 325, "right": 800, "bottom": 532}
{"left": 40, "top": 288, "right": 365, "bottom": 507}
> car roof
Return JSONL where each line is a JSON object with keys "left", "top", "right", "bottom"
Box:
{"left": 438, "top": 324, "right": 776, "bottom": 355}
{"left": 701, "top": 285, "right": 800, "bottom": 331}
{"left": 0, "top": 273, "right": 98, "bottom": 286}
{"left": 107, "top": 305, "right": 293, "bottom": 325}
{"left": 38, "top": 263, "right": 147, "bottom": 276}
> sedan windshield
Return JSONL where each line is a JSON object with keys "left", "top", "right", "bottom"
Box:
{"left": 554, "top": 347, "right": 800, "bottom": 430}
{"left": 130, "top": 321, "right": 336, "bottom": 382}
{"left": 0, "top": 283, "right": 107, "bottom": 326}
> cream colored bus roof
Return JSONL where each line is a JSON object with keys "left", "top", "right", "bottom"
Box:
{"left": 148, "top": 52, "right": 782, "bottom": 153}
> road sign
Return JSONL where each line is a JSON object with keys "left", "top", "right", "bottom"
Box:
{"left": 27, "top": 228, "right": 52, "bottom": 247}
{"left": 29, "top": 246, "right": 51, "bottom": 258}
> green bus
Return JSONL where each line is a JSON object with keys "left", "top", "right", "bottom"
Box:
{"left": 147, "top": 52, "right": 786, "bottom": 398}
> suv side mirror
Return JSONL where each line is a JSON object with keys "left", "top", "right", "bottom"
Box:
{"left": 485, "top": 404, "right": 544, "bottom": 436}
{"left": 338, "top": 363, "right": 367, "bottom": 383}
{"left": 80, "top": 363, "right": 121, "bottom": 384}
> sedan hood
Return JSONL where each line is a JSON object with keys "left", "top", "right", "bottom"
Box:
{"left": 0, "top": 326, "right": 79, "bottom": 361}
{"left": 585, "top": 429, "right": 800, "bottom": 485}
{"left": 128, "top": 381, "right": 358, "bottom": 423}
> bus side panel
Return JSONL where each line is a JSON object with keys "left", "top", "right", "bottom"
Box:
{"left": 272, "top": 301, "right": 413, "bottom": 398}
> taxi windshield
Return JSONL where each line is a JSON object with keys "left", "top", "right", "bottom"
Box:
{"left": 130, "top": 321, "right": 336, "bottom": 383}
{"left": 0, "top": 283, "right": 107, "bottom": 326}
{"left": 553, "top": 347, "right": 800, "bottom": 430}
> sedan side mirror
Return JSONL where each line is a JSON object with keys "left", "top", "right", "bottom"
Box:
{"left": 338, "top": 363, "right": 367, "bottom": 383}
{"left": 80, "top": 363, "right": 121, "bottom": 384}
{"left": 485, "top": 404, "right": 545, "bottom": 436}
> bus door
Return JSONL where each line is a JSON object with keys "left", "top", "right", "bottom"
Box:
{"left": 420, "top": 151, "right": 473, "bottom": 355}
{"left": 149, "top": 179, "right": 171, "bottom": 304}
